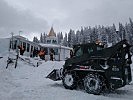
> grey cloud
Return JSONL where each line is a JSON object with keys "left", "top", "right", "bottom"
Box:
{"left": 0, "top": 0, "right": 49, "bottom": 38}
{"left": 1, "top": 0, "right": 133, "bottom": 38}
{"left": 58, "top": 0, "right": 133, "bottom": 30}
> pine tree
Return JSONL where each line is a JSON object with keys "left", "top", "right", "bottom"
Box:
{"left": 129, "top": 18, "right": 133, "bottom": 32}
{"left": 107, "top": 28, "right": 113, "bottom": 44}
{"left": 33, "top": 36, "right": 39, "bottom": 43}
{"left": 100, "top": 26, "right": 108, "bottom": 44}
{"left": 60, "top": 32, "right": 63, "bottom": 41}
{"left": 90, "top": 27, "right": 98, "bottom": 43}
{"left": 125, "top": 23, "right": 130, "bottom": 42}
{"left": 106, "top": 24, "right": 119, "bottom": 45}
{"left": 63, "top": 33, "right": 68, "bottom": 46}
{"left": 97, "top": 25, "right": 103, "bottom": 42}
{"left": 75, "top": 30, "right": 81, "bottom": 44}
{"left": 129, "top": 18, "right": 133, "bottom": 45}
{"left": 43, "top": 32, "right": 46, "bottom": 43}
{"left": 68, "top": 29, "right": 75, "bottom": 47}
{"left": 83, "top": 27, "right": 91, "bottom": 43}
{"left": 40, "top": 33, "right": 43, "bottom": 43}
{"left": 119, "top": 23, "right": 126, "bottom": 40}
{"left": 33, "top": 37, "right": 36, "bottom": 42}
{"left": 80, "top": 27, "right": 85, "bottom": 44}
{"left": 57, "top": 32, "right": 60, "bottom": 44}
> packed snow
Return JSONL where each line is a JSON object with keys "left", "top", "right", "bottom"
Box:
{"left": 0, "top": 37, "right": 133, "bottom": 100}
{"left": 0, "top": 51, "right": 133, "bottom": 100}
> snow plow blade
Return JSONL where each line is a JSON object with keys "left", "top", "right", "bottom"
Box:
{"left": 46, "top": 69, "right": 62, "bottom": 81}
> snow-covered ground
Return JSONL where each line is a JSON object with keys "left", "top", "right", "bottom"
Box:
{"left": 0, "top": 51, "right": 133, "bottom": 100}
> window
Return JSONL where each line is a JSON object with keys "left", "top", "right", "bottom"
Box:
{"left": 97, "top": 47, "right": 103, "bottom": 51}
{"left": 54, "top": 48, "right": 58, "bottom": 55}
{"left": 75, "top": 47, "right": 83, "bottom": 57}
{"left": 27, "top": 43, "right": 30, "bottom": 52}
{"left": 31, "top": 46, "right": 33, "bottom": 52}
{"left": 20, "top": 41, "right": 22, "bottom": 46}
{"left": 14, "top": 40, "right": 17, "bottom": 49}
{"left": 52, "top": 40, "right": 57, "bottom": 44}
{"left": 23, "top": 42, "right": 26, "bottom": 48}
{"left": 43, "top": 47, "right": 48, "bottom": 55}
{"left": 47, "top": 40, "right": 51, "bottom": 44}
{"left": 87, "top": 47, "right": 93, "bottom": 54}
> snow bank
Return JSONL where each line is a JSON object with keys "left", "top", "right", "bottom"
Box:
{"left": 0, "top": 53, "right": 133, "bottom": 100}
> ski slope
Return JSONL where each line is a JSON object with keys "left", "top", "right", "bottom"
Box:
{"left": 0, "top": 52, "right": 133, "bottom": 100}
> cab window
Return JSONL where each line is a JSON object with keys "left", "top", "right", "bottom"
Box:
{"left": 75, "top": 47, "right": 83, "bottom": 57}
{"left": 97, "top": 47, "right": 103, "bottom": 50}
{"left": 87, "top": 47, "right": 93, "bottom": 54}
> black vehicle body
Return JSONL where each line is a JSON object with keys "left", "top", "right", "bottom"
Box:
{"left": 46, "top": 39, "right": 132, "bottom": 94}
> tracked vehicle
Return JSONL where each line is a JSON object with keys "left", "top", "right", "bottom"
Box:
{"left": 46, "top": 39, "right": 132, "bottom": 94}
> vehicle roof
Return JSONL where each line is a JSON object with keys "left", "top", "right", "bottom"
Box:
{"left": 73, "top": 43, "right": 102, "bottom": 48}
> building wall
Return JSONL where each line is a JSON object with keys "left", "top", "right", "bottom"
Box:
{"left": 10, "top": 36, "right": 40, "bottom": 57}
{"left": 40, "top": 45, "right": 71, "bottom": 61}
{"left": 46, "top": 37, "right": 58, "bottom": 44}
{"left": 9, "top": 36, "right": 71, "bottom": 61}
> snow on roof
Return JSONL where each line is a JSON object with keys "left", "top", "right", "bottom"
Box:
{"left": 13, "top": 35, "right": 27, "bottom": 40}
{"left": 39, "top": 43, "right": 72, "bottom": 50}
{"left": 13, "top": 35, "right": 39, "bottom": 46}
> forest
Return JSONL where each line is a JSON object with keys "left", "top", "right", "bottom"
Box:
{"left": 33, "top": 18, "right": 133, "bottom": 49}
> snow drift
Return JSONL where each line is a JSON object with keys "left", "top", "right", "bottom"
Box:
{"left": 0, "top": 52, "right": 133, "bottom": 100}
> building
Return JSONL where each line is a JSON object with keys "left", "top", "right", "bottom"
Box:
{"left": 40, "top": 27, "right": 72, "bottom": 61}
{"left": 10, "top": 35, "right": 40, "bottom": 57}
{"left": 39, "top": 43, "right": 71, "bottom": 61}
{"left": 9, "top": 27, "right": 72, "bottom": 61}
{"left": 46, "top": 27, "right": 58, "bottom": 44}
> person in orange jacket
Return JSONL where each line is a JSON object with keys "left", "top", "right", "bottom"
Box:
{"left": 38, "top": 49, "right": 45, "bottom": 60}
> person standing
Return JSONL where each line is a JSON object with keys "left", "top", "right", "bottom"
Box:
{"left": 30, "top": 49, "right": 33, "bottom": 57}
{"left": 18, "top": 45, "right": 25, "bottom": 55}
{"left": 38, "top": 49, "right": 45, "bottom": 60}
{"left": 50, "top": 48, "right": 55, "bottom": 61}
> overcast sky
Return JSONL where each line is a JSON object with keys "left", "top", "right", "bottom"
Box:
{"left": 0, "top": 0, "right": 133, "bottom": 40}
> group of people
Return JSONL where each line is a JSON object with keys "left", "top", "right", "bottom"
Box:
{"left": 18, "top": 45, "right": 55, "bottom": 61}
{"left": 38, "top": 48, "right": 55, "bottom": 61}
{"left": 18, "top": 45, "right": 74, "bottom": 61}
{"left": 38, "top": 49, "right": 73, "bottom": 61}
{"left": 30, "top": 48, "right": 55, "bottom": 61}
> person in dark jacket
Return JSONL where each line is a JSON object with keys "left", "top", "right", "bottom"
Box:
{"left": 33, "top": 48, "right": 38, "bottom": 57}
{"left": 50, "top": 49, "right": 55, "bottom": 61}
{"left": 18, "top": 45, "right": 25, "bottom": 55}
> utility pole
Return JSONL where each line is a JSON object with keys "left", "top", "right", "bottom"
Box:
{"left": 18, "top": 31, "right": 23, "bottom": 45}
{"left": 11, "top": 32, "right": 14, "bottom": 50}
